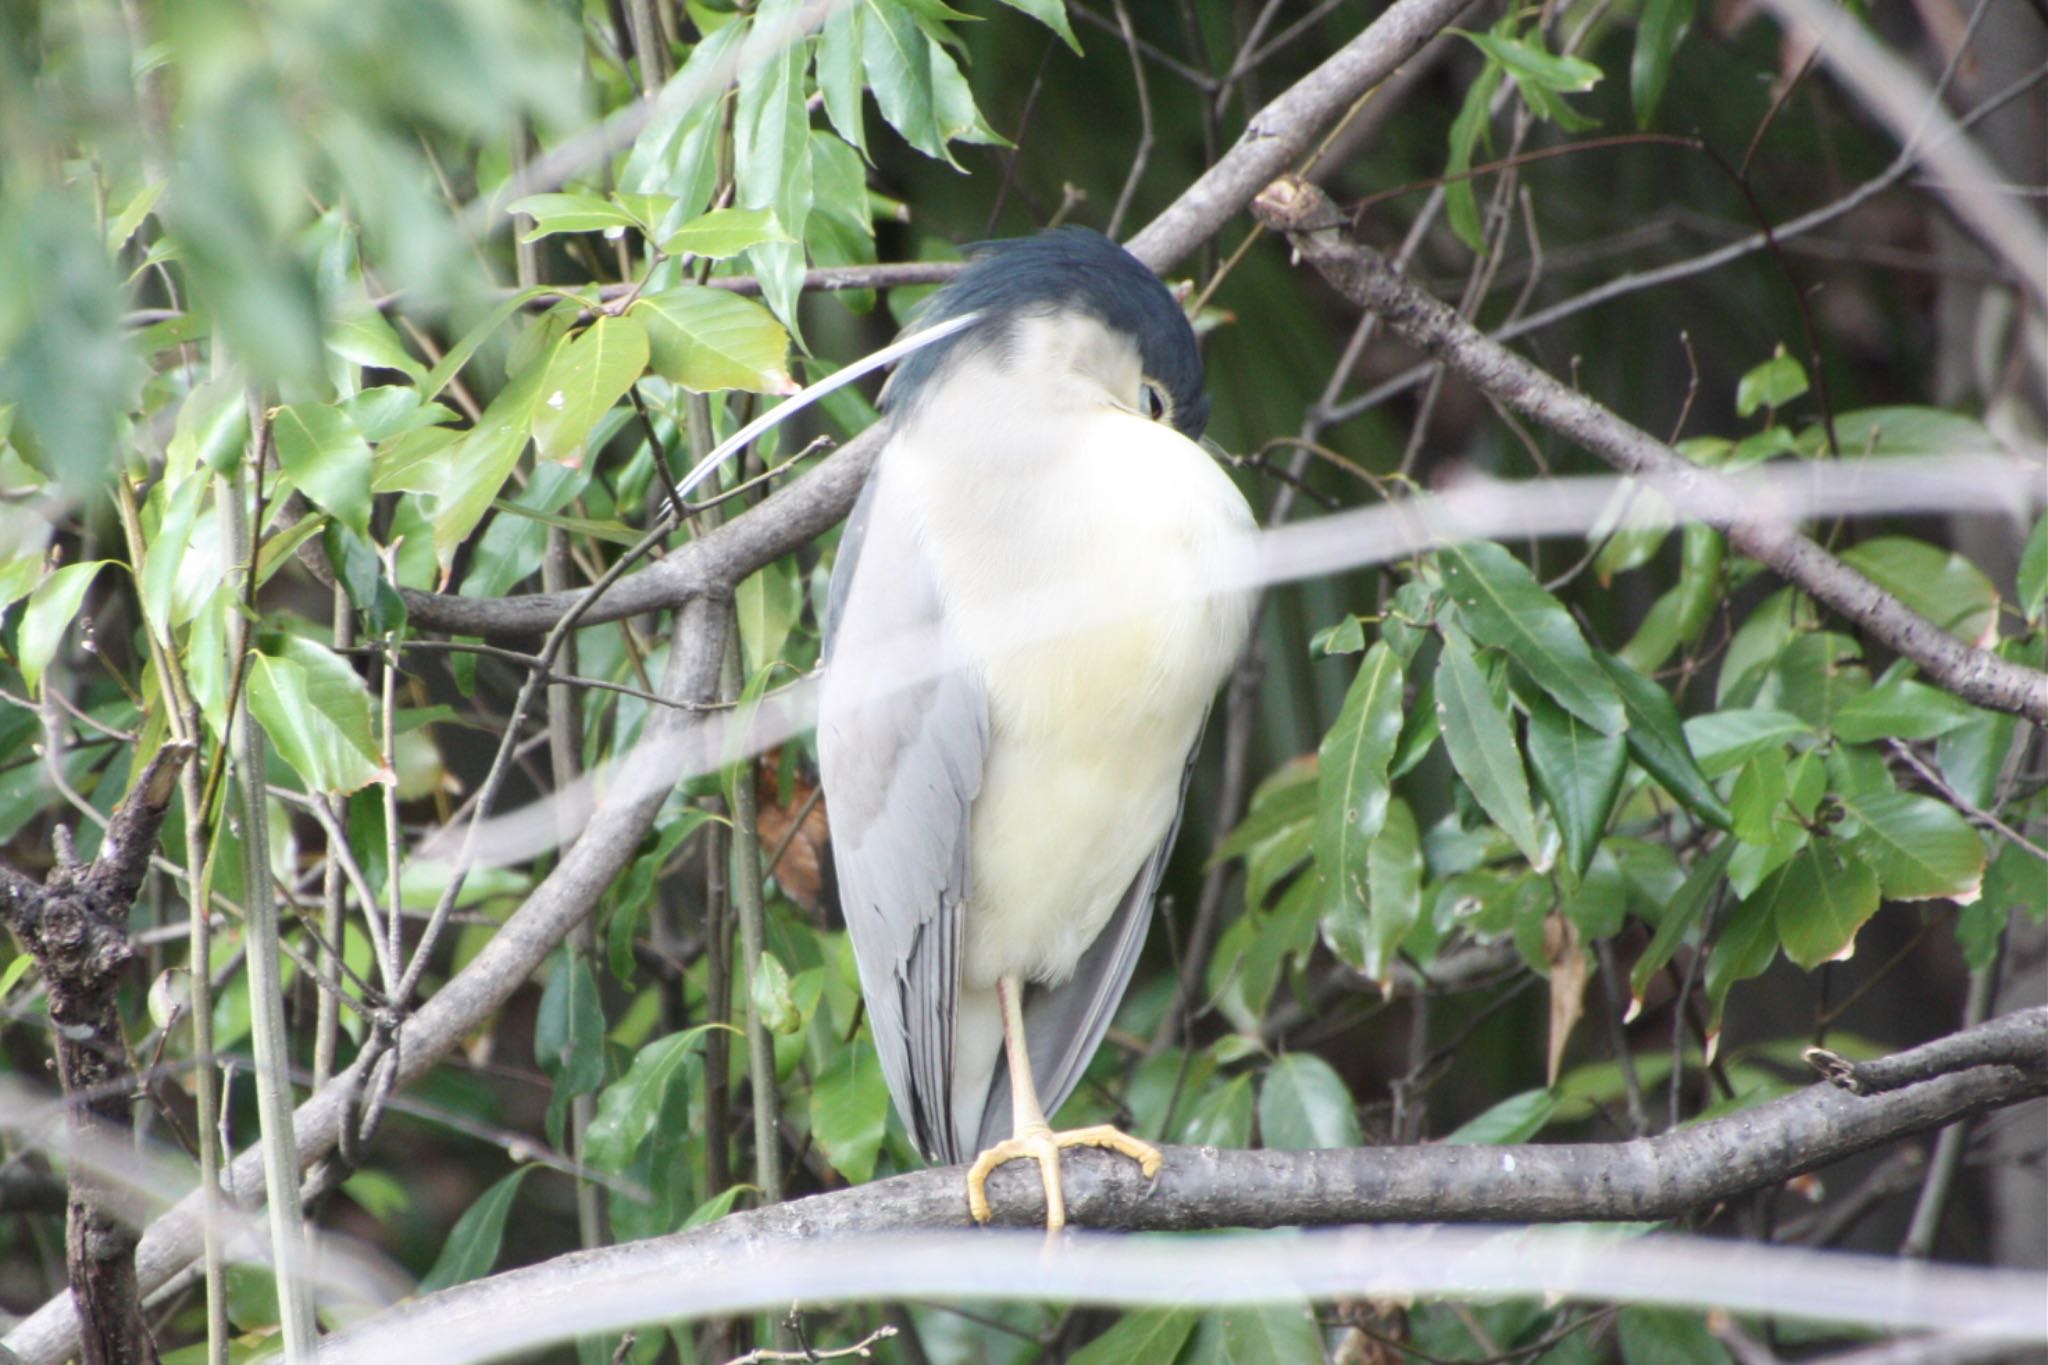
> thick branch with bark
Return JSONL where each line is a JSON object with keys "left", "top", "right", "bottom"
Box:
{"left": 316, "top": 1009, "right": 2046, "bottom": 1356}
{"left": 1250, "top": 176, "right": 2048, "bottom": 725}
{"left": 0, "top": 739, "right": 192, "bottom": 1365}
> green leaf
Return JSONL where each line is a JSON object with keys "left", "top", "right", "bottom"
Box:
{"left": 1589, "top": 477, "right": 1675, "bottom": 582}
{"left": 536, "top": 949, "right": 606, "bottom": 1146}
{"left": 1628, "top": 840, "right": 1735, "bottom": 1011}
{"left": 811, "top": 1039, "right": 889, "bottom": 1183}
{"left": 1313, "top": 642, "right": 1405, "bottom": 914}
{"left": 1446, "top": 1087, "right": 1557, "bottom": 1144}
{"left": 326, "top": 309, "right": 425, "bottom": 380}
{"left": 1772, "top": 841, "right": 1881, "bottom": 970}
{"left": 736, "top": 0, "right": 815, "bottom": 329}
{"left": 1818, "top": 405, "right": 2005, "bottom": 458}
{"left": 1185, "top": 1305, "right": 1323, "bottom": 1365}
{"left": 1937, "top": 704, "right": 2018, "bottom": 811}
{"left": 340, "top": 1169, "right": 410, "bottom": 1224}
{"left": 993, "top": 0, "right": 1081, "bottom": 52}
{"left": 246, "top": 638, "right": 386, "bottom": 794}
{"left": 0, "top": 194, "right": 138, "bottom": 495}
{"left": 1840, "top": 536, "right": 2000, "bottom": 643}
{"left": 139, "top": 474, "right": 208, "bottom": 635}
{"left": 420, "top": 286, "right": 557, "bottom": 404}
{"left": 510, "top": 192, "right": 644, "bottom": 240}
{"left": 1444, "top": 61, "right": 1505, "bottom": 252}
{"left": 0, "top": 953, "right": 35, "bottom": 1002}
{"left": 1214, "top": 759, "right": 1316, "bottom": 868}
{"left": 1618, "top": 523, "right": 1723, "bottom": 673}
{"left": 586, "top": 1027, "right": 716, "bottom": 1173}
{"left": 1832, "top": 677, "right": 1975, "bottom": 743}
{"left": 1071, "top": 1310, "right": 1198, "bottom": 1365}
{"left": 1596, "top": 653, "right": 1731, "bottom": 829}
{"left": 429, "top": 330, "right": 570, "bottom": 568}
{"left": 1730, "top": 747, "right": 1799, "bottom": 851}
{"left": 861, "top": 0, "right": 996, "bottom": 166}
{"left": 1619, "top": 1307, "right": 1732, "bottom": 1365}
{"left": 418, "top": 1167, "right": 533, "bottom": 1294}
{"left": 751, "top": 949, "right": 801, "bottom": 1035}
{"left": 273, "top": 402, "right": 372, "bottom": 535}
{"left": 1524, "top": 691, "right": 1627, "bottom": 882}
{"left": 1457, "top": 28, "right": 1603, "bottom": 92}
{"left": 1208, "top": 874, "right": 1317, "bottom": 1031}
{"left": 1774, "top": 631, "right": 1869, "bottom": 730}
{"left": 1718, "top": 586, "right": 1806, "bottom": 707}
{"left": 816, "top": 2, "right": 869, "bottom": 154}
{"left": 1735, "top": 348, "right": 1809, "bottom": 417}
{"left": 1683, "top": 708, "right": 1813, "bottom": 777}
{"left": 1839, "top": 790, "right": 1986, "bottom": 903}
{"left": 1360, "top": 798, "right": 1422, "bottom": 982}
{"left": 1631, "top": 0, "right": 1696, "bottom": 124}
{"left": 737, "top": 556, "right": 802, "bottom": 676}
{"left": 1257, "top": 1053, "right": 1361, "bottom": 1150}
{"left": 634, "top": 287, "right": 794, "bottom": 394}
{"left": 19, "top": 561, "right": 114, "bottom": 696}
{"left": 1391, "top": 673, "right": 1440, "bottom": 778}
{"left": 531, "top": 314, "right": 650, "bottom": 463}
{"left": 1178, "top": 1072, "right": 1254, "bottom": 1148}
{"left": 1703, "top": 877, "right": 1782, "bottom": 1038}
{"left": 659, "top": 207, "right": 792, "bottom": 260}
{"left": 1436, "top": 629, "right": 1545, "bottom": 867}
{"left": 1310, "top": 614, "right": 1366, "bottom": 656}
{"left": 2018, "top": 513, "right": 2047, "bottom": 623}
{"left": 342, "top": 385, "right": 452, "bottom": 443}
{"left": 1439, "top": 541, "right": 1623, "bottom": 734}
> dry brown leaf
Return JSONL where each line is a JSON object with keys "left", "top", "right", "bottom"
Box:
{"left": 1545, "top": 912, "right": 1589, "bottom": 1088}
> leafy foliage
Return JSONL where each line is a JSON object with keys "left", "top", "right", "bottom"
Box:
{"left": 0, "top": 0, "right": 2040, "bottom": 1362}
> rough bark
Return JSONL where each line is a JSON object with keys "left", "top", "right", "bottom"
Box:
{"left": 0, "top": 740, "right": 192, "bottom": 1365}
{"left": 311, "top": 1009, "right": 2048, "bottom": 1359}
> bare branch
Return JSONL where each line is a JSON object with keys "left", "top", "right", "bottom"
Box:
{"left": 1124, "top": 0, "right": 1473, "bottom": 272}
{"left": 1251, "top": 176, "right": 2048, "bottom": 725}
{"left": 313, "top": 1010, "right": 2048, "bottom": 1364}
{"left": 1756, "top": 0, "right": 2048, "bottom": 312}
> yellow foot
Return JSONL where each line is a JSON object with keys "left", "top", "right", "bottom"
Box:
{"left": 965, "top": 1124, "right": 1163, "bottom": 1231}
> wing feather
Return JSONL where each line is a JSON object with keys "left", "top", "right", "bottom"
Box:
{"left": 818, "top": 449, "right": 988, "bottom": 1163}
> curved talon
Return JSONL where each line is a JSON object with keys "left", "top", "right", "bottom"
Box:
{"left": 966, "top": 1124, "right": 1163, "bottom": 1231}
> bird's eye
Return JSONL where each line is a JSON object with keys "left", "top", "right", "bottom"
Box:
{"left": 1139, "top": 382, "right": 1169, "bottom": 422}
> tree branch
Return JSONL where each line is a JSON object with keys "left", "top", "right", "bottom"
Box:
{"left": 1250, "top": 176, "right": 2048, "bottom": 725}
{"left": 397, "top": 428, "right": 882, "bottom": 637}
{"left": 1124, "top": 0, "right": 1473, "bottom": 272}
{"left": 0, "top": 738, "right": 193, "bottom": 1365}
{"left": 315, "top": 1009, "right": 2047, "bottom": 1359}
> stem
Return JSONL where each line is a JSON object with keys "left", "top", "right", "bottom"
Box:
{"left": 723, "top": 639, "right": 784, "bottom": 1209}
{"left": 1901, "top": 964, "right": 1996, "bottom": 1258}
{"left": 110, "top": 473, "right": 229, "bottom": 1362}
{"left": 222, "top": 405, "right": 317, "bottom": 1359}
{"left": 313, "top": 581, "right": 352, "bottom": 1092}
{"left": 542, "top": 522, "right": 605, "bottom": 1252}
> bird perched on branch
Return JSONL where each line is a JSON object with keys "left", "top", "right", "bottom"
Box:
{"left": 818, "top": 227, "right": 1255, "bottom": 1230}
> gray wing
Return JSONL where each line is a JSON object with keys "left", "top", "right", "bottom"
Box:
{"left": 818, "top": 450, "right": 988, "bottom": 1163}
{"left": 968, "top": 724, "right": 1208, "bottom": 1154}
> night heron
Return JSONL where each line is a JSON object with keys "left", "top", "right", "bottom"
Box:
{"left": 817, "top": 228, "right": 1255, "bottom": 1229}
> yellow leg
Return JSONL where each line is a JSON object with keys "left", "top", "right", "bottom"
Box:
{"left": 964, "top": 976, "right": 1162, "bottom": 1230}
